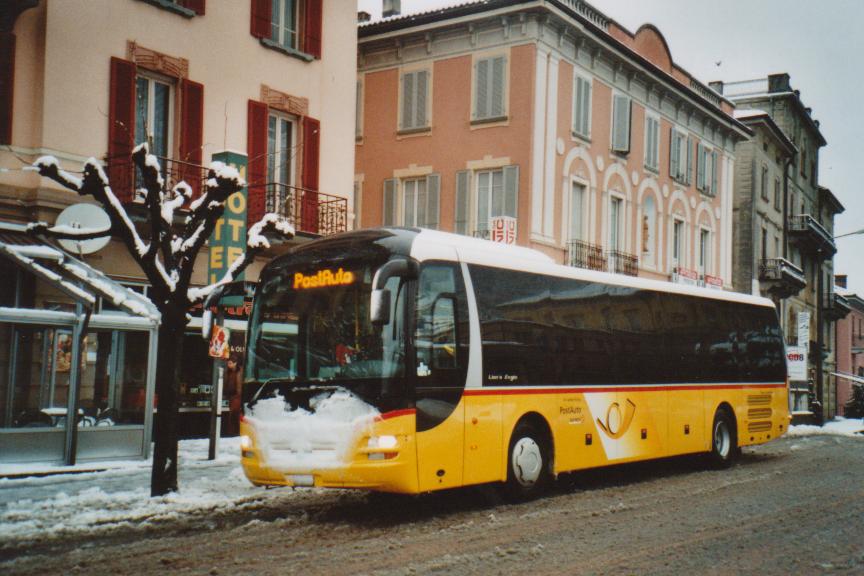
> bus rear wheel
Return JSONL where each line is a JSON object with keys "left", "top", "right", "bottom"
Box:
{"left": 709, "top": 409, "right": 739, "bottom": 468}
{"left": 504, "top": 422, "right": 550, "bottom": 500}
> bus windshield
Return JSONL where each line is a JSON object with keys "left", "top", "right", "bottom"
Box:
{"left": 246, "top": 259, "right": 407, "bottom": 396}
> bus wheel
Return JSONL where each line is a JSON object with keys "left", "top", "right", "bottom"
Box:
{"left": 504, "top": 422, "right": 550, "bottom": 500}
{"left": 709, "top": 409, "right": 739, "bottom": 468}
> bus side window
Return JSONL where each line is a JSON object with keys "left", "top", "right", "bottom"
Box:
{"left": 416, "top": 263, "right": 467, "bottom": 385}
{"left": 431, "top": 296, "right": 457, "bottom": 370}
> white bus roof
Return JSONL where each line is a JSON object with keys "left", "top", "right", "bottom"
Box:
{"left": 408, "top": 228, "right": 776, "bottom": 310}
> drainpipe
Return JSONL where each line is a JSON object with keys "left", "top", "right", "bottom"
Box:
{"left": 815, "top": 248, "right": 824, "bottom": 425}
{"left": 783, "top": 158, "right": 792, "bottom": 259}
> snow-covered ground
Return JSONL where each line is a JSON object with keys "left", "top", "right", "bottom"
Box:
{"left": 1, "top": 418, "right": 862, "bottom": 548}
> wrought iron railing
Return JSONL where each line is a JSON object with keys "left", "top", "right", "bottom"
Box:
{"left": 758, "top": 258, "right": 805, "bottom": 283}
{"left": 607, "top": 249, "right": 639, "bottom": 276}
{"left": 263, "top": 182, "right": 347, "bottom": 237}
{"left": 566, "top": 239, "right": 606, "bottom": 272}
{"left": 788, "top": 214, "right": 834, "bottom": 246}
{"left": 472, "top": 227, "right": 491, "bottom": 240}
{"left": 130, "top": 155, "right": 209, "bottom": 200}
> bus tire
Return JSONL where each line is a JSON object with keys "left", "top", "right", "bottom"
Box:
{"left": 709, "top": 408, "right": 739, "bottom": 468}
{"left": 504, "top": 421, "right": 550, "bottom": 500}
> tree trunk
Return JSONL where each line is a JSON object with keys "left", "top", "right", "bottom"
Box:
{"left": 150, "top": 306, "right": 187, "bottom": 496}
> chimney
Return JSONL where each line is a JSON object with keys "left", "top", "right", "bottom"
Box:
{"left": 708, "top": 81, "right": 724, "bottom": 95}
{"left": 835, "top": 275, "right": 848, "bottom": 289}
{"left": 767, "top": 73, "right": 791, "bottom": 93}
{"left": 383, "top": 0, "right": 401, "bottom": 18}
{"left": 357, "top": 11, "right": 371, "bottom": 22}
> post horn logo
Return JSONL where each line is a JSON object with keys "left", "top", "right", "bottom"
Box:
{"left": 597, "top": 399, "right": 636, "bottom": 439}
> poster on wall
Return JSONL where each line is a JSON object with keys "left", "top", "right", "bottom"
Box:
{"left": 797, "top": 311, "right": 811, "bottom": 347}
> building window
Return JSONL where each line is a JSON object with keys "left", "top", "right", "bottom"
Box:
{"left": 696, "top": 143, "right": 718, "bottom": 197}
{"left": 572, "top": 75, "right": 591, "bottom": 139}
{"left": 672, "top": 218, "right": 685, "bottom": 266}
{"left": 699, "top": 228, "right": 711, "bottom": 274}
{"left": 251, "top": 0, "right": 322, "bottom": 60}
{"left": 761, "top": 227, "right": 768, "bottom": 261}
{"left": 353, "top": 178, "right": 362, "bottom": 229}
{"left": 473, "top": 55, "right": 506, "bottom": 122}
{"left": 355, "top": 79, "right": 363, "bottom": 140}
{"left": 609, "top": 196, "right": 623, "bottom": 250}
{"left": 611, "top": 94, "right": 631, "bottom": 153}
{"left": 135, "top": 74, "right": 173, "bottom": 162}
{"left": 266, "top": 112, "right": 296, "bottom": 212}
{"left": 400, "top": 69, "right": 430, "bottom": 132}
{"left": 454, "top": 166, "right": 518, "bottom": 236}
{"left": 760, "top": 165, "right": 769, "bottom": 201}
{"left": 271, "top": 0, "right": 299, "bottom": 50}
{"left": 569, "top": 181, "right": 585, "bottom": 241}
{"left": 669, "top": 130, "right": 688, "bottom": 183}
{"left": 383, "top": 174, "right": 440, "bottom": 229}
{"left": 774, "top": 178, "right": 781, "bottom": 211}
{"left": 644, "top": 114, "right": 660, "bottom": 172}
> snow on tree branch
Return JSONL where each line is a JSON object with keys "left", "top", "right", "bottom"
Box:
{"left": 187, "top": 213, "right": 295, "bottom": 304}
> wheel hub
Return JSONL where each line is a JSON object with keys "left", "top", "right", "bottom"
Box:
{"left": 714, "top": 420, "right": 730, "bottom": 458}
{"left": 512, "top": 437, "right": 542, "bottom": 486}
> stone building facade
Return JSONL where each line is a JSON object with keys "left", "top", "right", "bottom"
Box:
{"left": 715, "top": 74, "right": 850, "bottom": 420}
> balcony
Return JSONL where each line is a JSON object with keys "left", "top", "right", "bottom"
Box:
{"left": 566, "top": 240, "right": 638, "bottom": 276}
{"left": 264, "top": 183, "right": 348, "bottom": 237}
{"left": 606, "top": 250, "right": 639, "bottom": 276}
{"left": 824, "top": 290, "right": 852, "bottom": 322}
{"left": 133, "top": 155, "right": 209, "bottom": 201}
{"left": 788, "top": 214, "right": 836, "bottom": 257}
{"left": 567, "top": 239, "right": 606, "bottom": 272}
{"left": 758, "top": 258, "right": 806, "bottom": 299}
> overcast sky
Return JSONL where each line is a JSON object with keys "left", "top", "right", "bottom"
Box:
{"left": 357, "top": 0, "right": 864, "bottom": 295}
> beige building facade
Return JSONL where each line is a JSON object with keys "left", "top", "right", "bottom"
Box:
{"left": 0, "top": 0, "right": 358, "bottom": 442}
{"left": 356, "top": 0, "right": 750, "bottom": 287}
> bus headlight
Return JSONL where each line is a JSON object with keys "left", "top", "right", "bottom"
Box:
{"left": 367, "top": 435, "right": 398, "bottom": 449}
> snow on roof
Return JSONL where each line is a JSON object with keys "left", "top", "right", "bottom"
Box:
{"left": 359, "top": 0, "right": 490, "bottom": 26}
{"left": 733, "top": 108, "right": 769, "bottom": 120}
{"left": 0, "top": 223, "right": 160, "bottom": 322}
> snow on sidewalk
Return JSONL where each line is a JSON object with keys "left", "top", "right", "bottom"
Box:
{"left": 0, "top": 437, "right": 309, "bottom": 547}
{"left": 787, "top": 416, "right": 864, "bottom": 438}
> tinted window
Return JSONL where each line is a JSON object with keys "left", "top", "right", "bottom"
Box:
{"left": 468, "top": 265, "right": 785, "bottom": 386}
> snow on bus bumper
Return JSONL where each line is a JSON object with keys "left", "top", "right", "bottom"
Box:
{"left": 239, "top": 411, "right": 419, "bottom": 493}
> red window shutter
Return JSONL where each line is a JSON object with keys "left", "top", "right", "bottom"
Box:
{"left": 247, "top": 100, "right": 269, "bottom": 225}
{"left": 303, "top": 0, "right": 323, "bottom": 59}
{"left": 0, "top": 32, "right": 15, "bottom": 145}
{"left": 301, "top": 116, "right": 320, "bottom": 233}
{"left": 179, "top": 0, "right": 205, "bottom": 15}
{"left": 250, "top": 0, "right": 271, "bottom": 39}
{"left": 108, "top": 57, "right": 137, "bottom": 203}
{"left": 179, "top": 79, "right": 204, "bottom": 199}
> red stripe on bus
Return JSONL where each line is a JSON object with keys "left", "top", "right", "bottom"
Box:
{"left": 463, "top": 383, "right": 786, "bottom": 396}
{"left": 376, "top": 408, "right": 416, "bottom": 421}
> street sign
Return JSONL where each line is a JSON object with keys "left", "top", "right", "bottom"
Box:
{"left": 207, "top": 151, "right": 248, "bottom": 306}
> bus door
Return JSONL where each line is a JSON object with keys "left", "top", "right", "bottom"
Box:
{"left": 414, "top": 262, "right": 468, "bottom": 491}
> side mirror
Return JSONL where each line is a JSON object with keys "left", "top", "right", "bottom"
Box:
{"left": 370, "top": 288, "right": 391, "bottom": 325}
{"left": 369, "top": 258, "right": 417, "bottom": 325}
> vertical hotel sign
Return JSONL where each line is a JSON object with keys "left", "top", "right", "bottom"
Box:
{"left": 208, "top": 151, "right": 247, "bottom": 303}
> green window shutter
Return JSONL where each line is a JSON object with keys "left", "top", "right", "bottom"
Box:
{"left": 383, "top": 178, "right": 397, "bottom": 226}
{"left": 711, "top": 150, "right": 719, "bottom": 197}
{"left": 401, "top": 73, "right": 414, "bottom": 130}
{"left": 425, "top": 173, "right": 440, "bottom": 229}
{"left": 696, "top": 143, "right": 706, "bottom": 191}
{"left": 491, "top": 56, "right": 505, "bottom": 118}
{"left": 455, "top": 170, "right": 470, "bottom": 234}
{"left": 503, "top": 165, "right": 519, "bottom": 218}
{"left": 416, "top": 70, "right": 428, "bottom": 128}
{"left": 475, "top": 59, "right": 489, "bottom": 119}
{"left": 686, "top": 135, "right": 693, "bottom": 185}
{"left": 612, "top": 94, "right": 631, "bottom": 153}
{"left": 669, "top": 128, "right": 679, "bottom": 179}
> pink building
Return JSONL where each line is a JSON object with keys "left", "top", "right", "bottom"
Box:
{"left": 835, "top": 293, "right": 864, "bottom": 415}
{"left": 356, "top": 1, "right": 750, "bottom": 286}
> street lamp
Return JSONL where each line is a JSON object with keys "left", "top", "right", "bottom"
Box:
{"left": 834, "top": 227, "right": 864, "bottom": 239}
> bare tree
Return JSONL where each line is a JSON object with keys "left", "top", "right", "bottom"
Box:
{"left": 29, "top": 143, "right": 293, "bottom": 496}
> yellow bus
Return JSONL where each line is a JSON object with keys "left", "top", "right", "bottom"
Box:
{"left": 239, "top": 228, "right": 789, "bottom": 497}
